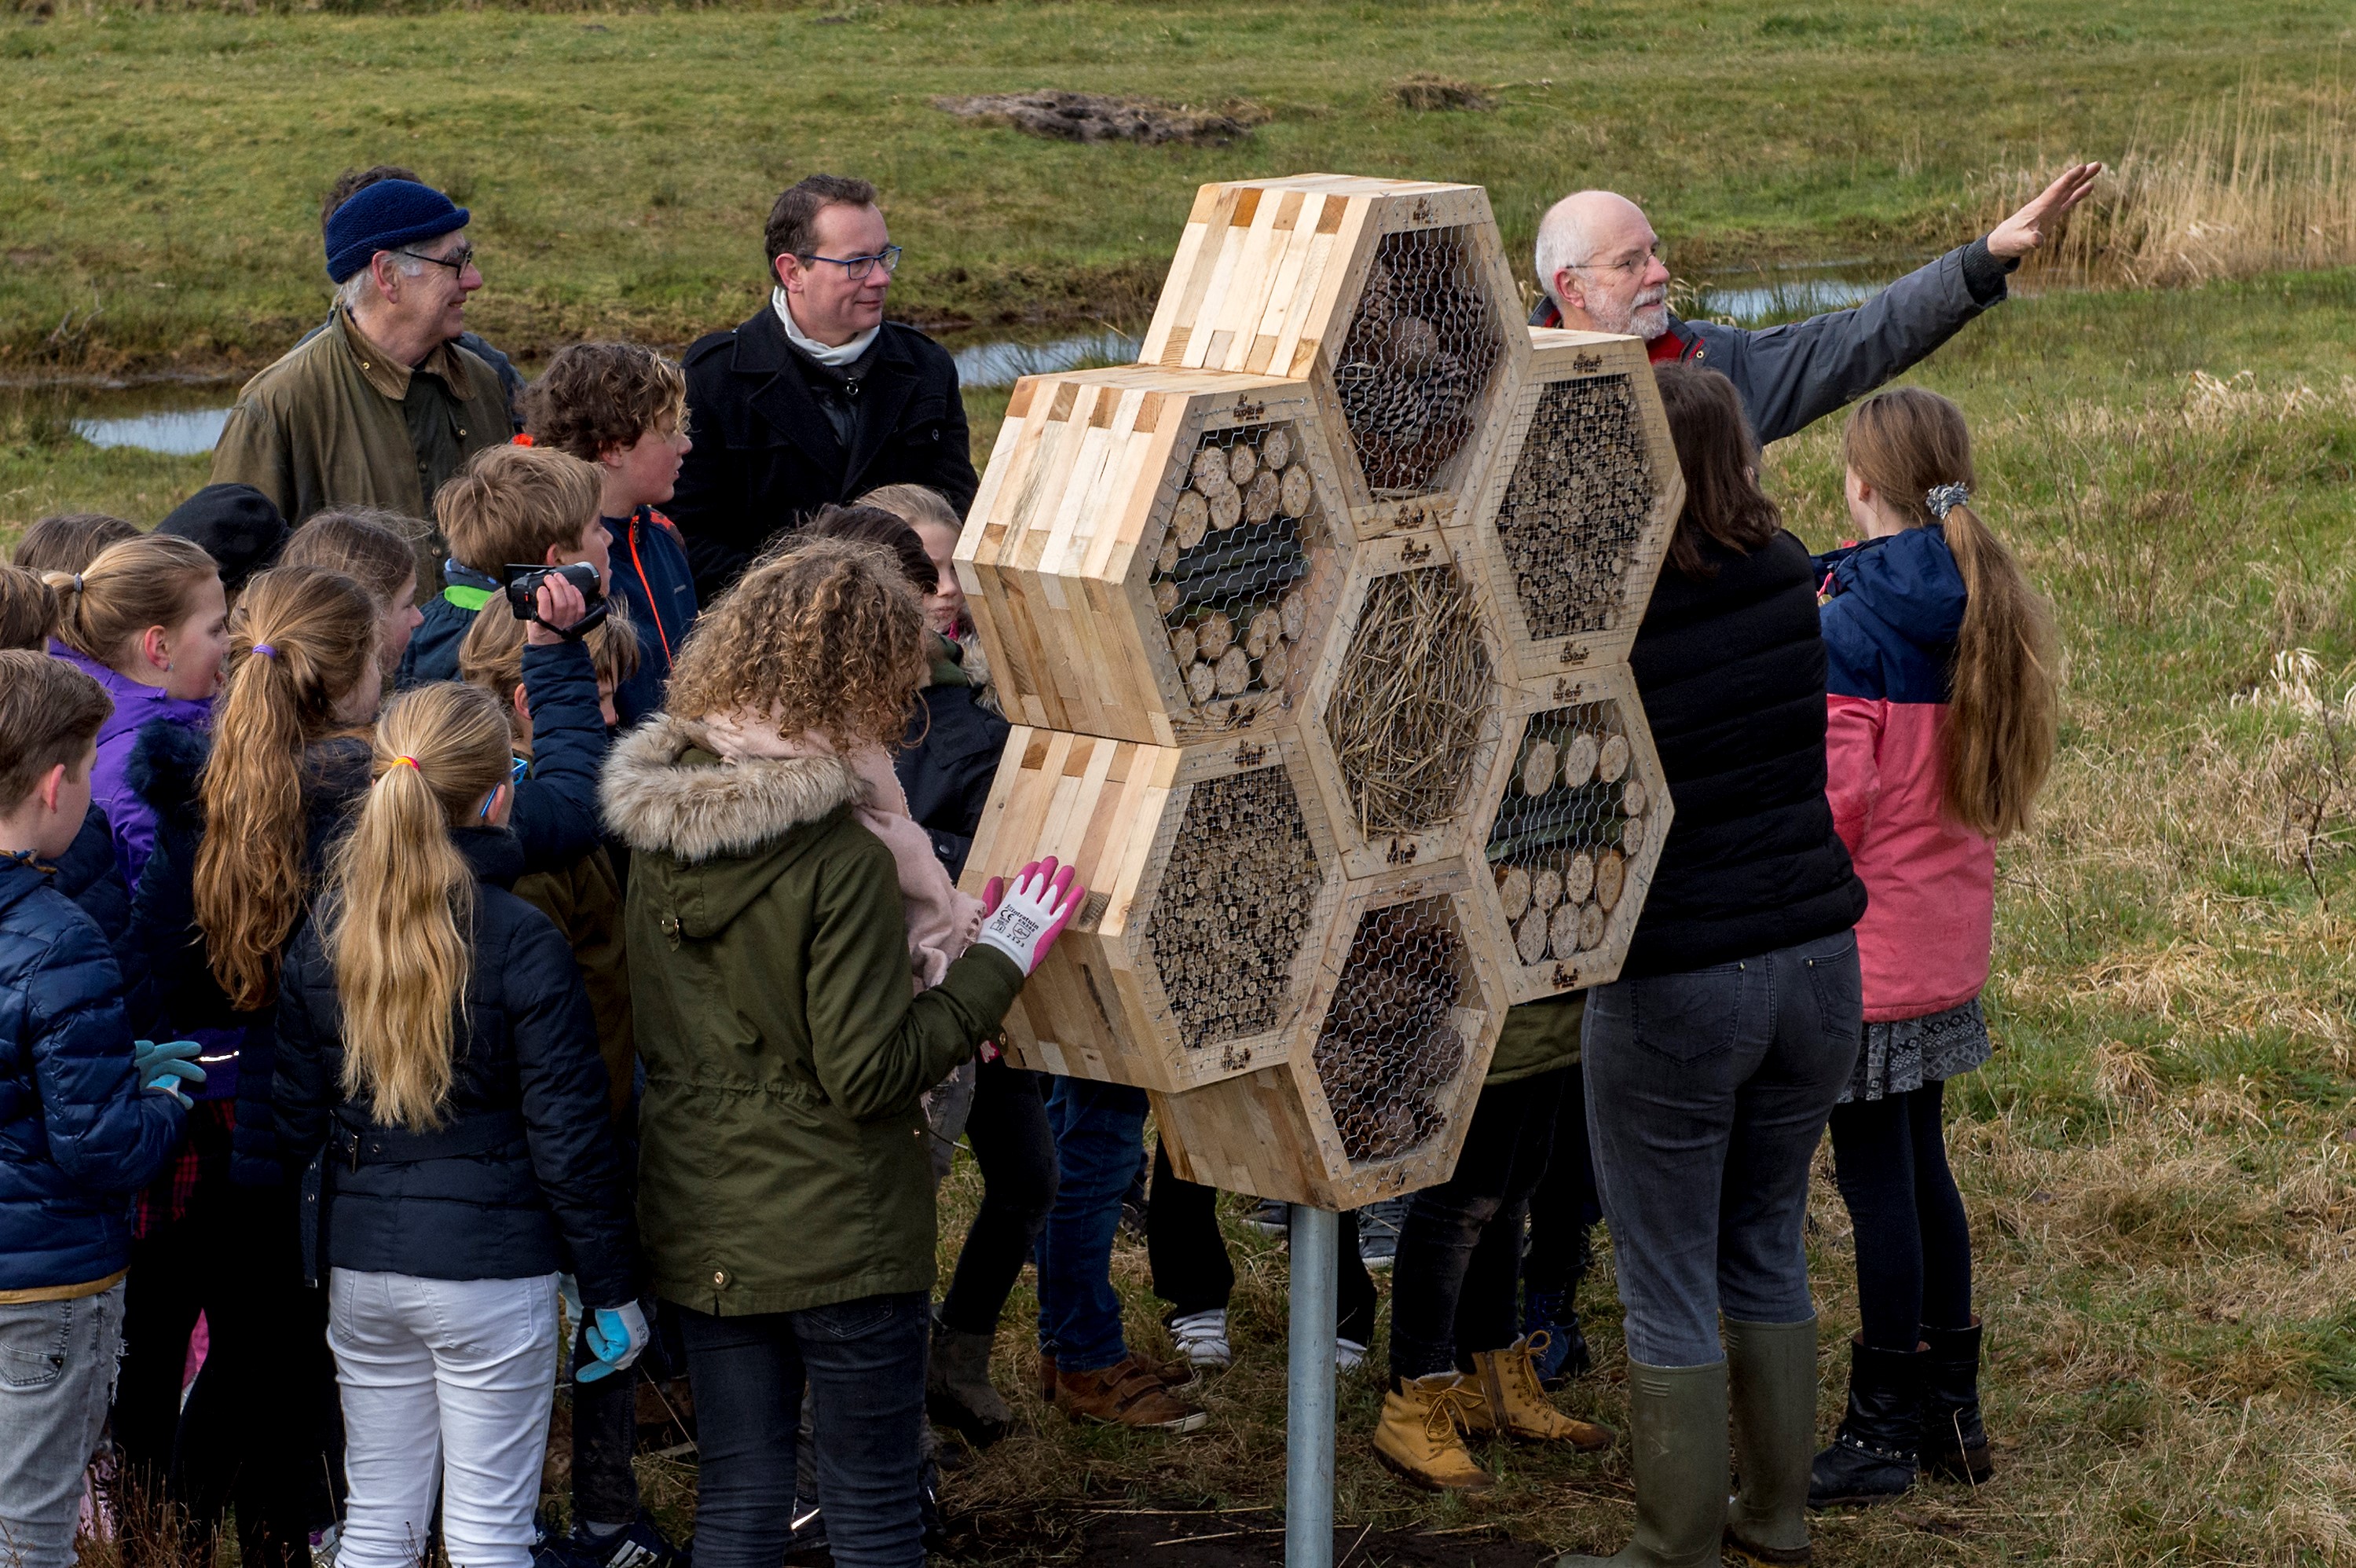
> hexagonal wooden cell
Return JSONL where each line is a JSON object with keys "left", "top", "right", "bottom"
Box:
{"left": 1295, "top": 528, "right": 1515, "bottom": 880}
{"left": 1138, "top": 175, "right": 1529, "bottom": 534}
{"left": 1458, "top": 329, "right": 1686, "bottom": 683}
{"left": 1466, "top": 665, "right": 1675, "bottom": 1006}
{"left": 957, "top": 367, "right": 1355, "bottom": 747}
{"left": 1151, "top": 859, "right": 1508, "bottom": 1209}
{"left": 960, "top": 726, "right": 1348, "bottom": 1094}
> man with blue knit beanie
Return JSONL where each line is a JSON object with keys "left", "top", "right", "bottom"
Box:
{"left": 212, "top": 178, "right": 511, "bottom": 529}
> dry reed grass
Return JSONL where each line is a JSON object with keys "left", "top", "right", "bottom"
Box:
{"left": 1980, "top": 79, "right": 2356, "bottom": 288}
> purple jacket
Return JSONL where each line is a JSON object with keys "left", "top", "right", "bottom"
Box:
{"left": 51, "top": 645, "right": 213, "bottom": 892}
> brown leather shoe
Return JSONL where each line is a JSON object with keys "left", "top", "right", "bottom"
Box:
{"left": 1039, "top": 1348, "right": 1193, "bottom": 1403}
{"left": 1050, "top": 1354, "right": 1211, "bottom": 1432}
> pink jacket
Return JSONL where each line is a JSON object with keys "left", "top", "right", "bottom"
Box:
{"left": 1819, "top": 528, "right": 1994, "bottom": 1023}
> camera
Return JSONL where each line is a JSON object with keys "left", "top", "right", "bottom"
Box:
{"left": 504, "top": 562, "right": 610, "bottom": 639}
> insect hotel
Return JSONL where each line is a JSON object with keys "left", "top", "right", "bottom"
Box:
{"left": 957, "top": 174, "right": 1684, "bottom": 1209}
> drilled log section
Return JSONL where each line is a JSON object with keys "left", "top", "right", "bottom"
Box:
{"left": 1483, "top": 701, "right": 1651, "bottom": 967}
{"left": 1492, "top": 373, "right": 1656, "bottom": 637}
{"left": 1156, "top": 421, "right": 1326, "bottom": 709}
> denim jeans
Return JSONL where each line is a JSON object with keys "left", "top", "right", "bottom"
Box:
{"left": 676, "top": 1293, "right": 930, "bottom": 1568}
{"left": 1582, "top": 931, "right": 1863, "bottom": 1367}
{"left": 0, "top": 1281, "right": 125, "bottom": 1568}
{"left": 1035, "top": 1077, "right": 1148, "bottom": 1373}
{"left": 1389, "top": 1068, "right": 1569, "bottom": 1381}
{"left": 328, "top": 1270, "right": 562, "bottom": 1568}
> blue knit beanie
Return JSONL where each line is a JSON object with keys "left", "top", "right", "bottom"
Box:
{"left": 324, "top": 179, "right": 471, "bottom": 284}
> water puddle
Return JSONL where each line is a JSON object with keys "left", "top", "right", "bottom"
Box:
{"left": 49, "top": 269, "right": 1922, "bottom": 459}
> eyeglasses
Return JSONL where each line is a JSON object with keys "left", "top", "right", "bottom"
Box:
{"left": 1570, "top": 244, "right": 1666, "bottom": 277}
{"left": 795, "top": 245, "right": 903, "bottom": 281}
{"left": 398, "top": 244, "right": 478, "bottom": 276}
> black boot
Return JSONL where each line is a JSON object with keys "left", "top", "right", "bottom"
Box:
{"left": 1807, "top": 1340, "right": 1923, "bottom": 1509}
{"left": 1919, "top": 1321, "right": 1992, "bottom": 1482}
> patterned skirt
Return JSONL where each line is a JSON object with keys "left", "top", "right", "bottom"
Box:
{"left": 1837, "top": 995, "right": 1992, "bottom": 1105}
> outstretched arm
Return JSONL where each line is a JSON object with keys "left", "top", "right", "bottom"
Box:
{"left": 1987, "top": 163, "right": 2104, "bottom": 260}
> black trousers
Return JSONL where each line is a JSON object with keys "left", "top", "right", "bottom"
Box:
{"left": 1827, "top": 1079, "right": 1973, "bottom": 1350}
{"left": 1522, "top": 1063, "right": 1603, "bottom": 1305}
{"left": 1388, "top": 1069, "right": 1567, "bottom": 1381}
{"left": 937, "top": 1061, "right": 1059, "bottom": 1336}
{"left": 114, "top": 1175, "right": 333, "bottom": 1568}
{"left": 1145, "top": 1139, "right": 1380, "bottom": 1345}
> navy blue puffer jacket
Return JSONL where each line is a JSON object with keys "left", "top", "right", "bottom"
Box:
{"left": 0, "top": 855, "right": 185, "bottom": 1292}
{"left": 273, "top": 828, "right": 638, "bottom": 1309}
{"left": 51, "top": 803, "right": 156, "bottom": 1038}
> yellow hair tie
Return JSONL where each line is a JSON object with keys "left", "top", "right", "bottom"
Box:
{"left": 390, "top": 756, "right": 420, "bottom": 771}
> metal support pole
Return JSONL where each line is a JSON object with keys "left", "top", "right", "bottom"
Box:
{"left": 1286, "top": 1203, "right": 1339, "bottom": 1568}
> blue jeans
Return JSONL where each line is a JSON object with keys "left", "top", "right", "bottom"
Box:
{"left": 1035, "top": 1077, "right": 1148, "bottom": 1373}
{"left": 676, "top": 1293, "right": 930, "bottom": 1568}
{"left": 1582, "top": 932, "right": 1863, "bottom": 1367}
{"left": 0, "top": 1282, "right": 125, "bottom": 1568}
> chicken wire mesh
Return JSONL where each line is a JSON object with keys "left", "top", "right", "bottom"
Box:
{"left": 1486, "top": 702, "right": 1653, "bottom": 971}
{"left": 1332, "top": 226, "right": 1506, "bottom": 496}
{"left": 1310, "top": 896, "right": 1473, "bottom": 1165}
{"left": 1142, "top": 765, "right": 1325, "bottom": 1057}
{"left": 1322, "top": 564, "right": 1496, "bottom": 838}
{"left": 1150, "top": 421, "right": 1330, "bottom": 710}
{"left": 1493, "top": 374, "right": 1658, "bottom": 639}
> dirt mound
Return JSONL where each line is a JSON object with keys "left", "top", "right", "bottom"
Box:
{"left": 932, "top": 91, "right": 1264, "bottom": 147}
{"left": 1394, "top": 75, "right": 1495, "bottom": 112}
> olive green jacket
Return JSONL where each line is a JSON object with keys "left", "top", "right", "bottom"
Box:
{"left": 600, "top": 715, "right": 1024, "bottom": 1317}
{"left": 211, "top": 310, "right": 509, "bottom": 525}
{"left": 1485, "top": 993, "right": 1586, "bottom": 1086}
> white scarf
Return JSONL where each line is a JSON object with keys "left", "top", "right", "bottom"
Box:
{"left": 772, "top": 288, "right": 879, "bottom": 368}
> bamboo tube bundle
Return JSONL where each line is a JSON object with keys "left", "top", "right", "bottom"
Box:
{"left": 1459, "top": 329, "right": 1684, "bottom": 681}
{"left": 1476, "top": 666, "right": 1676, "bottom": 1003}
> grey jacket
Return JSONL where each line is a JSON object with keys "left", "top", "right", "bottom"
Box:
{"left": 1531, "top": 239, "right": 2016, "bottom": 443}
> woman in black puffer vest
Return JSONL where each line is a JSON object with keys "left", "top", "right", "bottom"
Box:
{"left": 1564, "top": 365, "right": 1867, "bottom": 1568}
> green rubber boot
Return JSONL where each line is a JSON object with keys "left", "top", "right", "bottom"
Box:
{"left": 1554, "top": 1359, "right": 1728, "bottom": 1567}
{"left": 1723, "top": 1317, "right": 1818, "bottom": 1566}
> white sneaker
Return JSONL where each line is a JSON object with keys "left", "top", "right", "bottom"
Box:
{"left": 1336, "top": 1337, "right": 1369, "bottom": 1372}
{"left": 1167, "top": 1308, "right": 1233, "bottom": 1369}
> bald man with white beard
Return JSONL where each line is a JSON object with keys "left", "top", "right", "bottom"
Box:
{"left": 1530, "top": 166, "right": 2101, "bottom": 443}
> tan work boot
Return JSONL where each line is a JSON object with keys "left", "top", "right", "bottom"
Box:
{"left": 1373, "top": 1372, "right": 1494, "bottom": 1492}
{"left": 1050, "top": 1354, "right": 1210, "bottom": 1432}
{"left": 1467, "top": 1335, "right": 1617, "bottom": 1449}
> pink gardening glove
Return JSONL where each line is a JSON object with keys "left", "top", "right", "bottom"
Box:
{"left": 973, "top": 858, "right": 1085, "bottom": 976}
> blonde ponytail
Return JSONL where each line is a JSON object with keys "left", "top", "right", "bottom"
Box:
{"left": 195, "top": 566, "right": 381, "bottom": 1009}
{"left": 41, "top": 533, "right": 218, "bottom": 669}
{"left": 1841, "top": 387, "right": 2057, "bottom": 841}
{"left": 325, "top": 683, "right": 513, "bottom": 1131}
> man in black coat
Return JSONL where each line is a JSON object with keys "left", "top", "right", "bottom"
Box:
{"left": 668, "top": 174, "right": 978, "bottom": 602}
{"left": 1528, "top": 163, "right": 2103, "bottom": 443}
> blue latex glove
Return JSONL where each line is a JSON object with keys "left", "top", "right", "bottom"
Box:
{"left": 133, "top": 1039, "right": 203, "bottom": 1078}
{"left": 577, "top": 1302, "right": 650, "bottom": 1383}
{"left": 142, "top": 1057, "right": 206, "bottom": 1108}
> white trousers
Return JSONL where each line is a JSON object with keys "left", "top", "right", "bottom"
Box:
{"left": 328, "top": 1269, "right": 560, "bottom": 1568}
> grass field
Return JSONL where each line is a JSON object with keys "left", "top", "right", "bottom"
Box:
{"left": 3, "top": 0, "right": 2354, "bottom": 373}
{"left": 16, "top": 2, "right": 2356, "bottom": 1564}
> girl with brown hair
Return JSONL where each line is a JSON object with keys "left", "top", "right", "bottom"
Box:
{"left": 1808, "top": 387, "right": 2057, "bottom": 1507}
{"left": 40, "top": 533, "right": 227, "bottom": 888}
{"left": 273, "top": 683, "right": 639, "bottom": 1568}
{"left": 1564, "top": 364, "right": 1867, "bottom": 1568}
{"left": 279, "top": 507, "right": 430, "bottom": 675}
{"left": 601, "top": 536, "right": 1080, "bottom": 1568}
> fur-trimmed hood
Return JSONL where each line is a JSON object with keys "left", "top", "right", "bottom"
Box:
{"left": 600, "top": 713, "right": 864, "bottom": 865}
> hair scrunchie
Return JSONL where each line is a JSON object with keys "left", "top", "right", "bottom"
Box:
{"left": 1926, "top": 482, "right": 1970, "bottom": 520}
{"left": 251, "top": 643, "right": 277, "bottom": 658}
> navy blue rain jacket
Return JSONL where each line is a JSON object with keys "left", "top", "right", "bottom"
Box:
{"left": 0, "top": 855, "right": 184, "bottom": 1292}
{"left": 606, "top": 506, "right": 698, "bottom": 726}
{"left": 273, "top": 827, "right": 638, "bottom": 1306}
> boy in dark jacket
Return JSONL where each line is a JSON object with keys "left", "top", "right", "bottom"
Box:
{"left": 0, "top": 653, "right": 191, "bottom": 1568}
{"left": 520, "top": 343, "right": 702, "bottom": 726}
{"left": 396, "top": 443, "right": 617, "bottom": 689}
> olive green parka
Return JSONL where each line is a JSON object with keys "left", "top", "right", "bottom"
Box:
{"left": 600, "top": 714, "right": 1024, "bottom": 1317}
